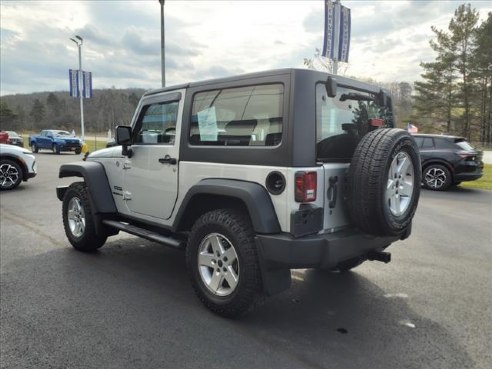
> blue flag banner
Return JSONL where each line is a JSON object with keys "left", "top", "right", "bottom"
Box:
{"left": 322, "top": 0, "right": 351, "bottom": 63}
{"left": 82, "top": 71, "right": 92, "bottom": 99}
{"left": 322, "top": 0, "right": 335, "bottom": 59}
{"left": 338, "top": 5, "right": 351, "bottom": 62}
{"left": 69, "top": 69, "right": 79, "bottom": 97}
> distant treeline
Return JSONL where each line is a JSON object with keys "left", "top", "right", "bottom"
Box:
{"left": 0, "top": 88, "right": 145, "bottom": 134}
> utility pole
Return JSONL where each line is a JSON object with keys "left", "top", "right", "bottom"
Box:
{"left": 70, "top": 35, "right": 85, "bottom": 141}
{"left": 159, "top": 0, "right": 166, "bottom": 87}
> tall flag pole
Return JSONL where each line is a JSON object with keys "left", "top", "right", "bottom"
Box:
{"left": 322, "top": 0, "right": 351, "bottom": 75}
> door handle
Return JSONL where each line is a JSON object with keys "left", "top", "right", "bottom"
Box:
{"left": 158, "top": 155, "right": 177, "bottom": 165}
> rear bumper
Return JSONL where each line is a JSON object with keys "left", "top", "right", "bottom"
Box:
{"left": 454, "top": 161, "right": 483, "bottom": 182}
{"left": 255, "top": 228, "right": 403, "bottom": 295}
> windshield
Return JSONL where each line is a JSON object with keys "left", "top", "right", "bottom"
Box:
{"left": 54, "top": 131, "right": 71, "bottom": 137}
{"left": 6, "top": 131, "right": 20, "bottom": 138}
{"left": 316, "top": 84, "right": 392, "bottom": 161}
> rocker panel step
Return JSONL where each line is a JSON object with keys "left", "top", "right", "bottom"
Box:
{"left": 102, "top": 220, "right": 185, "bottom": 249}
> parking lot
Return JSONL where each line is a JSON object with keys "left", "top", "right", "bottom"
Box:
{"left": 1, "top": 152, "right": 491, "bottom": 369}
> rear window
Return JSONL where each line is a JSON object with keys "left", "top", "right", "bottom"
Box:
{"left": 316, "top": 84, "right": 392, "bottom": 161}
{"left": 190, "top": 84, "right": 284, "bottom": 146}
{"left": 455, "top": 139, "right": 475, "bottom": 151}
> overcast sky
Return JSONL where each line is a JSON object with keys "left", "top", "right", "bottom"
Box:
{"left": 1, "top": 0, "right": 491, "bottom": 96}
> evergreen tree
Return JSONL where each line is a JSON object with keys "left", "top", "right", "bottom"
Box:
{"left": 471, "top": 12, "right": 492, "bottom": 143}
{"left": 414, "top": 3, "right": 480, "bottom": 139}
{"left": 0, "top": 100, "right": 18, "bottom": 130}
{"left": 30, "top": 99, "right": 45, "bottom": 129}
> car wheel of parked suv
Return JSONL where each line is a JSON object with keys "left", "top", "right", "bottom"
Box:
{"left": 423, "top": 164, "right": 452, "bottom": 191}
{"left": 0, "top": 159, "right": 22, "bottom": 190}
{"left": 186, "top": 209, "right": 263, "bottom": 318}
{"left": 348, "top": 129, "right": 421, "bottom": 237}
{"left": 62, "top": 182, "right": 107, "bottom": 252}
{"left": 30, "top": 143, "right": 38, "bottom": 153}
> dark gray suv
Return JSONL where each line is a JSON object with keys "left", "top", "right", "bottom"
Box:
{"left": 412, "top": 134, "right": 483, "bottom": 191}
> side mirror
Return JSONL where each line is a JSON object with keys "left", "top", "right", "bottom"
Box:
{"left": 116, "top": 125, "right": 133, "bottom": 157}
{"left": 325, "top": 76, "right": 337, "bottom": 98}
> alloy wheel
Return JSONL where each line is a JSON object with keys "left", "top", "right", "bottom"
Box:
{"left": 67, "top": 197, "right": 86, "bottom": 238}
{"left": 197, "top": 232, "right": 240, "bottom": 297}
{"left": 0, "top": 162, "right": 20, "bottom": 189}
{"left": 386, "top": 152, "right": 415, "bottom": 216}
{"left": 424, "top": 167, "right": 447, "bottom": 189}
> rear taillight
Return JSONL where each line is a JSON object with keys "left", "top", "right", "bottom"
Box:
{"left": 457, "top": 151, "right": 477, "bottom": 161}
{"left": 295, "top": 171, "right": 317, "bottom": 202}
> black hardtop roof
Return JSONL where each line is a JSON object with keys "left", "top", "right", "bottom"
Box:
{"left": 412, "top": 133, "right": 466, "bottom": 140}
{"left": 142, "top": 68, "right": 388, "bottom": 97}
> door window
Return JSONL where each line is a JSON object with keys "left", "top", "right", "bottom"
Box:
{"left": 134, "top": 101, "right": 179, "bottom": 145}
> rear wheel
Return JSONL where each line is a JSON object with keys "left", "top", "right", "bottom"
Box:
{"left": 62, "top": 182, "right": 107, "bottom": 252}
{"left": 423, "top": 164, "right": 452, "bottom": 191}
{"left": 348, "top": 128, "right": 421, "bottom": 236}
{"left": 0, "top": 159, "right": 23, "bottom": 190}
{"left": 186, "top": 209, "right": 263, "bottom": 318}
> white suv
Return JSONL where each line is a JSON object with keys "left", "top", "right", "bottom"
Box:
{"left": 56, "top": 69, "right": 421, "bottom": 317}
{"left": 0, "top": 144, "right": 37, "bottom": 190}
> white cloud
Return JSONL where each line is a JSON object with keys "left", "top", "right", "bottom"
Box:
{"left": 1, "top": 0, "right": 491, "bottom": 95}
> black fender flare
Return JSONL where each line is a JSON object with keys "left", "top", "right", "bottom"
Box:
{"left": 57, "top": 161, "right": 117, "bottom": 214}
{"left": 174, "top": 179, "right": 281, "bottom": 234}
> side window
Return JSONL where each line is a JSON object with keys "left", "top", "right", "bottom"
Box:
{"left": 435, "top": 138, "right": 455, "bottom": 149}
{"left": 189, "top": 84, "right": 284, "bottom": 146}
{"left": 134, "top": 101, "right": 179, "bottom": 145}
{"left": 422, "top": 137, "right": 434, "bottom": 149}
{"left": 413, "top": 137, "right": 423, "bottom": 148}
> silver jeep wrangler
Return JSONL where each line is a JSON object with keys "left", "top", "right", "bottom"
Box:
{"left": 56, "top": 68, "right": 421, "bottom": 317}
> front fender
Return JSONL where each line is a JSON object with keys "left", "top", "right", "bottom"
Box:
{"left": 58, "top": 161, "right": 117, "bottom": 214}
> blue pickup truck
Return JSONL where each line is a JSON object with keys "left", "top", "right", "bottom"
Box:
{"left": 29, "top": 130, "right": 83, "bottom": 154}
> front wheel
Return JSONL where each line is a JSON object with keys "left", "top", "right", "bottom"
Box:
{"left": 62, "top": 182, "right": 107, "bottom": 252}
{"left": 31, "top": 143, "right": 38, "bottom": 153}
{"left": 0, "top": 159, "right": 23, "bottom": 190}
{"left": 186, "top": 209, "right": 263, "bottom": 318}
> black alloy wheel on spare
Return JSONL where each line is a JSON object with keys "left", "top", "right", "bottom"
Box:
{"left": 423, "top": 164, "right": 452, "bottom": 191}
{"left": 186, "top": 209, "right": 263, "bottom": 318}
{"left": 347, "top": 128, "right": 421, "bottom": 237}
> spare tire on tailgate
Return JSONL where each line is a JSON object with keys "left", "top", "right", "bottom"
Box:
{"left": 348, "top": 128, "right": 421, "bottom": 236}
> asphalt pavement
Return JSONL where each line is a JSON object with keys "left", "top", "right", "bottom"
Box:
{"left": 1, "top": 152, "right": 491, "bottom": 369}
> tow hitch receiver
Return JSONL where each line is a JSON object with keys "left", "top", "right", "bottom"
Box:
{"left": 368, "top": 250, "right": 391, "bottom": 263}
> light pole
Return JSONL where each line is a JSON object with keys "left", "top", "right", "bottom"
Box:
{"left": 70, "top": 35, "right": 85, "bottom": 141}
{"left": 159, "top": 0, "right": 165, "bottom": 87}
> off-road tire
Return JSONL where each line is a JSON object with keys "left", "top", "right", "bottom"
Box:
{"left": 30, "top": 143, "right": 38, "bottom": 153}
{"left": 186, "top": 209, "right": 263, "bottom": 318}
{"left": 348, "top": 128, "right": 421, "bottom": 236}
{"left": 0, "top": 159, "right": 23, "bottom": 190}
{"left": 62, "top": 182, "right": 107, "bottom": 252}
{"left": 423, "top": 164, "right": 452, "bottom": 191}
